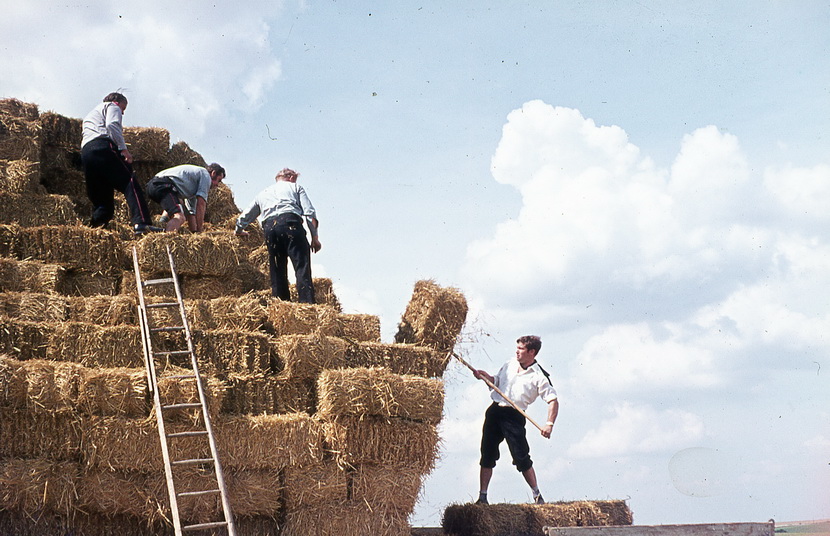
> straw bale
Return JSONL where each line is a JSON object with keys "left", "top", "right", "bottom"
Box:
{"left": 0, "top": 98, "right": 40, "bottom": 161}
{"left": 292, "top": 277, "right": 341, "bottom": 310}
{"left": 167, "top": 140, "right": 207, "bottom": 167}
{"left": 216, "top": 413, "right": 325, "bottom": 470}
{"left": 39, "top": 167, "right": 88, "bottom": 208}
{"left": 345, "top": 341, "right": 448, "bottom": 378}
{"left": 39, "top": 111, "right": 82, "bottom": 149}
{"left": 198, "top": 292, "right": 270, "bottom": 331}
{"left": 181, "top": 273, "right": 244, "bottom": 299}
{"left": 283, "top": 460, "right": 347, "bottom": 511}
{"left": 68, "top": 294, "right": 138, "bottom": 325}
{"left": 350, "top": 463, "right": 423, "bottom": 513}
{"left": 336, "top": 313, "right": 381, "bottom": 342}
{"left": 282, "top": 502, "right": 410, "bottom": 536}
{"left": 316, "top": 367, "right": 444, "bottom": 424}
{"left": 134, "top": 232, "right": 241, "bottom": 278}
{"left": 395, "top": 279, "right": 468, "bottom": 353}
{"left": 0, "top": 192, "right": 81, "bottom": 226}
{"left": 124, "top": 127, "right": 170, "bottom": 162}
{"left": 78, "top": 469, "right": 160, "bottom": 521}
{"left": 205, "top": 182, "right": 240, "bottom": 224}
{"left": 48, "top": 322, "right": 142, "bottom": 368}
{"left": 0, "top": 411, "right": 82, "bottom": 460}
{"left": 0, "top": 291, "right": 69, "bottom": 322}
{"left": 58, "top": 268, "right": 123, "bottom": 296}
{"left": 0, "top": 224, "right": 127, "bottom": 271}
{"left": 267, "top": 300, "right": 340, "bottom": 337}
{"left": 224, "top": 468, "right": 283, "bottom": 517}
{"left": 0, "top": 459, "right": 79, "bottom": 517}
{"left": 0, "top": 159, "right": 42, "bottom": 193}
{"left": 322, "top": 416, "right": 439, "bottom": 473}
{"left": 0, "top": 318, "right": 52, "bottom": 360}
{"left": 0, "top": 258, "right": 66, "bottom": 293}
{"left": 77, "top": 367, "right": 148, "bottom": 417}
{"left": 190, "top": 328, "right": 277, "bottom": 374}
{"left": 276, "top": 334, "right": 347, "bottom": 380}
{"left": 0, "top": 509, "right": 176, "bottom": 536}
{"left": 130, "top": 160, "right": 165, "bottom": 187}
{"left": 15, "top": 359, "right": 84, "bottom": 413}
{"left": 222, "top": 373, "right": 317, "bottom": 415}
{"left": 0, "top": 354, "right": 26, "bottom": 406}
{"left": 441, "top": 500, "right": 634, "bottom": 536}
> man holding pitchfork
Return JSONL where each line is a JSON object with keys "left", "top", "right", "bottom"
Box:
{"left": 469, "top": 335, "right": 559, "bottom": 505}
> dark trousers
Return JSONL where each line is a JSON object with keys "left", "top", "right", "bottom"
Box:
{"left": 81, "top": 137, "right": 151, "bottom": 227}
{"left": 263, "top": 214, "right": 315, "bottom": 303}
{"left": 480, "top": 402, "right": 533, "bottom": 472}
{"left": 147, "top": 176, "right": 183, "bottom": 215}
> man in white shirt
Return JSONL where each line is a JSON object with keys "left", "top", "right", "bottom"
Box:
{"left": 473, "top": 335, "right": 559, "bottom": 505}
{"left": 235, "top": 168, "right": 321, "bottom": 303}
{"left": 147, "top": 163, "right": 226, "bottom": 233}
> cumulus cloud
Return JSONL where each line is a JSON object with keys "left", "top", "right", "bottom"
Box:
{"left": 568, "top": 402, "right": 705, "bottom": 458}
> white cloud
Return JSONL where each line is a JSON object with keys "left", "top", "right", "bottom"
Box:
{"left": 764, "top": 164, "right": 830, "bottom": 223}
{"left": 568, "top": 402, "right": 705, "bottom": 458}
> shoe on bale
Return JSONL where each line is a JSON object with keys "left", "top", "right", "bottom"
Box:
{"left": 533, "top": 493, "right": 545, "bottom": 505}
{"left": 134, "top": 223, "right": 163, "bottom": 235}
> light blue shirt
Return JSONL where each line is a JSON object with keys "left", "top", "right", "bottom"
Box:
{"left": 236, "top": 181, "right": 318, "bottom": 237}
{"left": 81, "top": 102, "right": 127, "bottom": 150}
{"left": 154, "top": 164, "right": 212, "bottom": 215}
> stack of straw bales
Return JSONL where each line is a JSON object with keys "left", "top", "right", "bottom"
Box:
{"left": 0, "top": 98, "right": 468, "bottom": 536}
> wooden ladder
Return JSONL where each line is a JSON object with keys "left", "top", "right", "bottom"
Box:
{"left": 132, "top": 245, "right": 236, "bottom": 535}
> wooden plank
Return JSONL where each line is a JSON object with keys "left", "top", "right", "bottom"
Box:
{"left": 544, "top": 522, "right": 775, "bottom": 536}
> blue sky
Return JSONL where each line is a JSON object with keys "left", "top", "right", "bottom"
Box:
{"left": 2, "top": 0, "right": 828, "bottom": 527}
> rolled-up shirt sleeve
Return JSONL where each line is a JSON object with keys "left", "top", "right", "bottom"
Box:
{"left": 236, "top": 198, "right": 261, "bottom": 233}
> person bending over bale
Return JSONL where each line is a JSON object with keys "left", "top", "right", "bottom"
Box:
{"left": 235, "top": 168, "right": 321, "bottom": 303}
{"left": 80, "top": 92, "right": 160, "bottom": 234}
{"left": 473, "top": 335, "right": 559, "bottom": 505}
{"left": 147, "top": 163, "right": 226, "bottom": 233}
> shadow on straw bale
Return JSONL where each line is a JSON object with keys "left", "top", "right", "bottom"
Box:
{"left": 322, "top": 416, "right": 440, "bottom": 473}
{"left": 0, "top": 411, "right": 82, "bottom": 460}
{"left": 442, "top": 500, "right": 634, "bottom": 536}
{"left": 221, "top": 373, "right": 316, "bottom": 415}
{"left": 395, "top": 279, "right": 468, "bottom": 353}
{"left": 0, "top": 318, "right": 52, "bottom": 360}
{"left": 276, "top": 334, "right": 347, "bottom": 380}
{"left": 282, "top": 502, "right": 411, "bottom": 536}
{"left": 58, "top": 268, "right": 123, "bottom": 296}
{"left": 0, "top": 459, "right": 79, "bottom": 517}
{"left": 345, "top": 341, "right": 448, "bottom": 378}
{"left": 316, "top": 367, "right": 444, "bottom": 424}
{"left": 0, "top": 508, "right": 177, "bottom": 536}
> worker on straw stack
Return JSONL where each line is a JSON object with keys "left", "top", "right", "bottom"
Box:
{"left": 147, "top": 163, "right": 226, "bottom": 233}
{"left": 473, "top": 335, "right": 559, "bottom": 505}
{"left": 235, "top": 168, "right": 321, "bottom": 303}
{"left": 80, "top": 92, "right": 160, "bottom": 235}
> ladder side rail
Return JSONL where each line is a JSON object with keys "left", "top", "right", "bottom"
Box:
{"left": 164, "top": 247, "right": 237, "bottom": 536}
{"left": 134, "top": 247, "right": 185, "bottom": 535}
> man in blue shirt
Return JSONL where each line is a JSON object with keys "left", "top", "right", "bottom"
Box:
{"left": 235, "top": 168, "right": 321, "bottom": 303}
{"left": 147, "top": 163, "right": 226, "bottom": 233}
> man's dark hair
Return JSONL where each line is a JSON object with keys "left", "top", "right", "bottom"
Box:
{"left": 103, "top": 92, "right": 128, "bottom": 105}
{"left": 207, "top": 163, "right": 226, "bottom": 177}
{"left": 517, "top": 335, "right": 542, "bottom": 355}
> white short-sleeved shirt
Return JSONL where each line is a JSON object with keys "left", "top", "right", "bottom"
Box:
{"left": 490, "top": 360, "right": 557, "bottom": 411}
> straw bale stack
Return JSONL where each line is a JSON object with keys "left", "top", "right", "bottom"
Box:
{"left": 0, "top": 291, "right": 69, "bottom": 322}
{"left": 0, "top": 192, "right": 81, "bottom": 226}
{"left": 442, "top": 501, "right": 634, "bottom": 536}
{"left": 0, "top": 411, "right": 82, "bottom": 460}
{"left": 395, "top": 279, "right": 468, "bottom": 352}
{"left": 282, "top": 502, "right": 411, "bottom": 536}
{"left": 123, "top": 127, "right": 170, "bottom": 164}
{"left": 222, "top": 373, "right": 316, "bottom": 415}
{"left": 0, "top": 224, "right": 127, "bottom": 272}
{"left": 0, "top": 98, "right": 41, "bottom": 161}
{"left": 0, "top": 159, "right": 42, "bottom": 193}
{"left": 317, "top": 367, "right": 444, "bottom": 424}
{"left": 167, "top": 140, "right": 207, "bottom": 167}
{"left": 276, "top": 334, "right": 347, "bottom": 379}
{"left": 133, "top": 232, "right": 242, "bottom": 277}
{"left": 0, "top": 259, "right": 66, "bottom": 293}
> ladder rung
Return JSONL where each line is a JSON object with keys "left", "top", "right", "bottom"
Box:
{"left": 151, "top": 326, "right": 185, "bottom": 332}
{"left": 166, "top": 374, "right": 196, "bottom": 380}
{"left": 183, "top": 521, "right": 228, "bottom": 531}
{"left": 172, "top": 457, "right": 215, "bottom": 466}
{"left": 146, "top": 302, "right": 179, "bottom": 308}
{"left": 143, "top": 277, "right": 175, "bottom": 286}
{"left": 167, "top": 430, "right": 208, "bottom": 438}
{"left": 179, "top": 489, "right": 221, "bottom": 498}
{"left": 162, "top": 402, "right": 202, "bottom": 410}
{"left": 154, "top": 350, "right": 191, "bottom": 357}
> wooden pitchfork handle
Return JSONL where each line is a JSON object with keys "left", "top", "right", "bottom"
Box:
{"left": 450, "top": 351, "right": 546, "bottom": 434}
